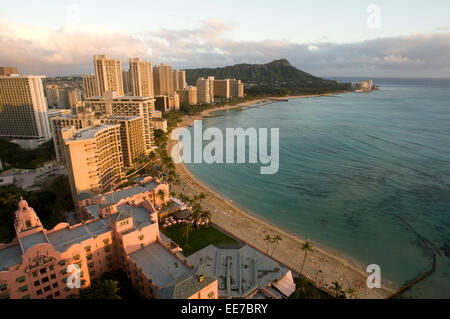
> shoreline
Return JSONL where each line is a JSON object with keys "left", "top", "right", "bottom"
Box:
{"left": 167, "top": 94, "right": 396, "bottom": 299}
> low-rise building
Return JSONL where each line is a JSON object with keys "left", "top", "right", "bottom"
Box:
{"left": 0, "top": 191, "right": 218, "bottom": 299}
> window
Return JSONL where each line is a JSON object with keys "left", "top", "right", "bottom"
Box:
{"left": 104, "top": 246, "right": 110, "bottom": 253}
{"left": 54, "top": 291, "right": 60, "bottom": 297}
{"left": 138, "top": 235, "right": 144, "bottom": 241}
{"left": 43, "top": 286, "right": 51, "bottom": 292}
{"left": 87, "top": 254, "right": 93, "bottom": 260}
{"left": 208, "top": 291, "right": 215, "bottom": 299}
{"left": 40, "top": 268, "right": 46, "bottom": 274}
{"left": 106, "top": 254, "right": 112, "bottom": 261}
{"left": 58, "top": 260, "right": 66, "bottom": 266}
{"left": 49, "top": 265, "right": 54, "bottom": 271}
{"left": 16, "top": 276, "right": 25, "bottom": 283}
{"left": 88, "top": 262, "right": 94, "bottom": 268}
{"left": 103, "top": 238, "right": 110, "bottom": 245}
{"left": 52, "top": 283, "right": 58, "bottom": 288}
{"left": 18, "top": 285, "right": 28, "bottom": 293}
{"left": 85, "top": 245, "right": 91, "bottom": 252}
{"left": 73, "top": 254, "right": 80, "bottom": 261}
{"left": 60, "top": 269, "right": 67, "bottom": 275}
{"left": 22, "top": 294, "right": 31, "bottom": 299}
{"left": 34, "top": 281, "right": 40, "bottom": 287}
{"left": 0, "top": 283, "right": 7, "bottom": 291}
{"left": 32, "top": 271, "right": 37, "bottom": 277}
{"left": 46, "top": 294, "right": 53, "bottom": 299}
{"left": 36, "top": 289, "right": 42, "bottom": 296}
{"left": 107, "top": 263, "right": 113, "bottom": 268}
{"left": 50, "top": 274, "right": 56, "bottom": 280}
{"left": 42, "top": 277, "right": 49, "bottom": 283}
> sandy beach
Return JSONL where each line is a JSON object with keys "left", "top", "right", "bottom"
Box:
{"left": 167, "top": 95, "right": 396, "bottom": 299}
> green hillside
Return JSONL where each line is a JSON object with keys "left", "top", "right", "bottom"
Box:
{"left": 185, "top": 59, "right": 349, "bottom": 95}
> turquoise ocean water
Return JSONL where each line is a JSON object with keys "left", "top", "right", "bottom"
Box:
{"left": 184, "top": 78, "right": 450, "bottom": 298}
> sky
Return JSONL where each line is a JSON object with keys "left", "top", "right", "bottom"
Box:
{"left": 0, "top": 0, "right": 450, "bottom": 77}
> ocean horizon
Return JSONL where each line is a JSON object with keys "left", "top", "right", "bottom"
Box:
{"left": 184, "top": 77, "right": 450, "bottom": 298}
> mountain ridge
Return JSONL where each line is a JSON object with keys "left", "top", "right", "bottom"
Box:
{"left": 185, "top": 59, "right": 348, "bottom": 93}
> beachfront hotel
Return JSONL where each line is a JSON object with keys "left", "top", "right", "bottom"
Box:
{"left": 62, "top": 124, "right": 124, "bottom": 204}
{"left": 196, "top": 77, "right": 212, "bottom": 104}
{"left": 0, "top": 71, "right": 52, "bottom": 149}
{"left": 84, "top": 92, "right": 156, "bottom": 152}
{"left": 0, "top": 177, "right": 218, "bottom": 299}
{"left": 177, "top": 86, "right": 198, "bottom": 105}
{"left": 0, "top": 174, "right": 295, "bottom": 300}
{"left": 101, "top": 116, "right": 146, "bottom": 168}
{"left": 93, "top": 55, "right": 124, "bottom": 96}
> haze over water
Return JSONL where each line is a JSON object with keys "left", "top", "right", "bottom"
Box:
{"left": 185, "top": 78, "right": 450, "bottom": 298}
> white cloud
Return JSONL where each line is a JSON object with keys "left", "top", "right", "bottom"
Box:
{"left": 1, "top": 19, "right": 450, "bottom": 77}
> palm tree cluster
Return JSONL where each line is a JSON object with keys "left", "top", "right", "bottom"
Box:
{"left": 178, "top": 192, "right": 212, "bottom": 226}
{"left": 263, "top": 231, "right": 282, "bottom": 257}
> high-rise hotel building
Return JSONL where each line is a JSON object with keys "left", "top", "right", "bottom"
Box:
{"left": 0, "top": 73, "right": 51, "bottom": 149}
{"left": 153, "top": 63, "right": 174, "bottom": 96}
{"left": 172, "top": 70, "right": 186, "bottom": 91}
{"left": 93, "top": 55, "right": 124, "bottom": 96}
{"left": 82, "top": 75, "right": 98, "bottom": 98}
{"left": 84, "top": 92, "right": 155, "bottom": 152}
{"left": 62, "top": 124, "right": 124, "bottom": 203}
{"left": 129, "top": 58, "right": 154, "bottom": 97}
{"left": 101, "top": 116, "right": 146, "bottom": 168}
{"left": 196, "top": 77, "right": 212, "bottom": 104}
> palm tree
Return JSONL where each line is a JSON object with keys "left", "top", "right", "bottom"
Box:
{"left": 157, "top": 189, "right": 165, "bottom": 204}
{"left": 346, "top": 287, "right": 358, "bottom": 299}
{"left": 300, "top": 239, "right": 313, "bottom": 275}
{"left": 191, "top": 204, "right": 203, "bottom": 226}
{"left": 270, "top": 234, "right": 282, "bottom": 257}
{"left": 201, "top": 210, "right": 212, "bottom": 225}
{"left": 263, "top": 232, "right": 272, "bottom": 255}
{"left": 330, "top": 281, "right": 345, "bottom": 299}
{"left": 183, "top": 222, "right": 193, "bottom": 251}
{"left": 92, "top": 280, "right": 121, "bottom": 299}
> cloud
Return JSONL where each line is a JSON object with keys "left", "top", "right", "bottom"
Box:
{"left": 1, "top": 19, "right": 450, "bottom": 77}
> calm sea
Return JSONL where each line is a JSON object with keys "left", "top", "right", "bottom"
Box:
{"left": 184, "top": 78, "right": 450, "bottom": 298}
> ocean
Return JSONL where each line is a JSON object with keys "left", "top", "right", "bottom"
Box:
{"left": 184, "top": 78, "right": 450, "bottom": 298}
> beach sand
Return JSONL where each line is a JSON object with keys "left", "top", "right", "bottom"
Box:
{"left": 167, "top": 95, "right": 396, "bottom": 299}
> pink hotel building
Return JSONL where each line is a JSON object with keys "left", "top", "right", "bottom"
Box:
{"left": 0, "top": 177, "right": 218, "bottom": 299}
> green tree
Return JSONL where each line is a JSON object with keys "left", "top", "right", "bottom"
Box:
{"left": 157, "top": 189, "right": 165, "bottom": 204}
{"left": 300, "top": 239, "right": 313, "bottom": 275}
{"left": 346, "top": 287, "right": 358, "bottom": 299}
{"left": 330, "top": 281, "right": 346, "bottom": 299}
{"left": 263, "top": 232, "right": 272, "bottom": 255}
{"left": 270, "top": 234, "right": 282, "bottom": 257}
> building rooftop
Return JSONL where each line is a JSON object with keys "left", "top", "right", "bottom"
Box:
{"left": 115, "top": 204, "right": 154, "bottom": 232}
{"left": 98, "top": 181, "right": 159, "bottom": 204}
{"left": 106, "top": 116, "right": 141, "bottom": 121}
{"left": 85, "top": 205, "right": 100, "bottom": 219}
{"left": 157, "top": 260, "right": 217, "bottom": 299}
{"left": 129, "top": 242, "right": 189, "bottom": 287}
{"left": 47, "top": 218, "right": 111, "bottom": 252}
{"left": 0, "top": 244, "right": 22, "bottom": 271}
{"left": 187, "top": 244, "right": 291, "bottom": 298}
{"left": 66, "top": 124, "right": 119, "bottom": 141}
{"left": 19, "top": 231, "right": 49, "bottom": 253}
